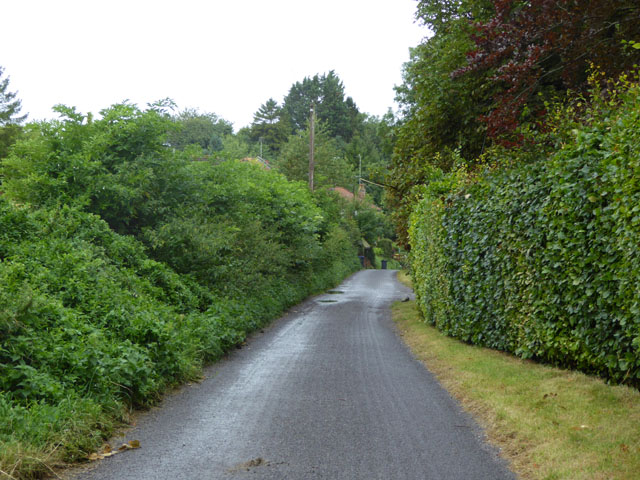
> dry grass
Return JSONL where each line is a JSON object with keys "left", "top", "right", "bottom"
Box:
{"left": 392, "top": 297, "right": 640, "bottom": 480}
{"left": 0, "top": 443, "right": 62, "bottom": 480}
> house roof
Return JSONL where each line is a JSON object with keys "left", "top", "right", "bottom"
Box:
{"left": 241, "top": 156, "right": 271, "bottom": 170}
{"left": 330, "top": 186, "right": 355, "bottom": 201}
{"left": 330, "top": 186, "right": 382, "bottom": 211}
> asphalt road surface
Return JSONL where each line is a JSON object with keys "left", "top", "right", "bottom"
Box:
{"left": 67, "top": 270, "right": 515, "bottom": 480}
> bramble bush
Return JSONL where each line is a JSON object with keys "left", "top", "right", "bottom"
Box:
{"left": 409, "top": 75, "right": 640, "bottom": 387}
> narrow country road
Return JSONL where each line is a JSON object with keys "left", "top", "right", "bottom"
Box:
{"left": 67, "top": 270, "right": 515, "bottom": 480}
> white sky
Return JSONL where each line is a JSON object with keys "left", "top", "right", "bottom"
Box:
{"left": 3, "top": 0, "right": 426, "bottom": 131}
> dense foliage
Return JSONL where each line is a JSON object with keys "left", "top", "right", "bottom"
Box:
{"left": 0, "top": 66, "right": 27, "bottom": 159}
{"left": 409, "top": 77, "right": 640, "bottom": 387}
{"left": 274, "top": 122, "right": 355, "bottom": 189}
{"left": 394, "top": 0, "right": 640, "bottom": 390}
{"left": 282, "top": 70, "right": 360, "bottom": 142}
{"left": 0, "top": 99, "right": 363, "bottom": 478}
{"left": 388, "top": 0, "right": 640, "bottom": 244}
{"left": 460, "top": 0, "right": 640, "bottom": 139}
{"left": 0, "top": 60, "right": 399, "bottom": 478}
{"left": 168, "top": 108, "right": 233, "bottom": 153}
{"left": 243, "top": 72, "right": 395, "bottom": 213}
{"left": 389, "top": 1, "right": 493, "bottom": 245}
{"left": 248, "top": 98, "right": 291, "bottom": 157}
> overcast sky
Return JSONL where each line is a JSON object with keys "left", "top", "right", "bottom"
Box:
{"left": 3, "top": 0, "right": 426, "bottom": 131}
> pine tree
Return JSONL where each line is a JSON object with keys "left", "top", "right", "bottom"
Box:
{"left": 0, "top": 66, "right": 27, "bottom": 158}
{"left": 0, "top": 66, "right": 27, "bottom": 126}
{"left": 249, "top": 98, "right": 290, "bottom": 156}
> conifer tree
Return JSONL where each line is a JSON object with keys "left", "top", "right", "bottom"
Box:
{"left": 0, "top": 66, "right": 26, "bottom": 126}
{"left": 0, "top": 66, "right": 27, "bottom": 158}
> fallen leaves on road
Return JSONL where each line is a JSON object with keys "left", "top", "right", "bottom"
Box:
{"left": 88, "top": 441, "right": 141, "bottom": 461}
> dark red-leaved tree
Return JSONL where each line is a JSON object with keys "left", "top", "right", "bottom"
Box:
{"left": 457, "top": 0, "right": 640, "bottom": 141}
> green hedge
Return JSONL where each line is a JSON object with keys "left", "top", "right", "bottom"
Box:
{"left": 409, "top": 81, "right": 640, "bottom": 387}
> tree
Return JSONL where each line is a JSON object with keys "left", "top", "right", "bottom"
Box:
{"left": 275, "top": 122, "right": 354, "bottom": 190}
{"left": 252, "top": 98, "right": 281, "bottom": 125}
{"left": 0, "top": 66, "right": 26, "bottom": 126}
{"left": 218, "top": 133, "right": 253, "bottom": 162}
{"left": 249, "top": 98, "right": 290, "bottom": 157}
{"left": 457, "top": 0, "right": 640, "bottom": 140}
{"left": 0, "top": 66, "right": 27, "bottom": 159}
{"left": 282, "top": 71, "right": 360, "bottom": 141}
{"left": 415, "top": 0, "right": 494, "bottom": 35}
{"left": 388, "top": 2, "right": 494, "bottom": 245}
{"left": 0, "top": 122, "right": 22, "bottom": 160}
{"left": 2, "top": 102, "right": 192, "bottom": 235}
{"left": 343, "top": 114, "right": 395, "bottom": 206}
{"left": 169, "top": 109, "right": 233, "bottom": 153}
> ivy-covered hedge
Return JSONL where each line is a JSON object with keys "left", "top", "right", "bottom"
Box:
{"left": 409, "top": 81, "right": 640, "bottom": 387}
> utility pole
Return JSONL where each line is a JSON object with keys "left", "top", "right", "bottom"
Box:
{"left": 309, "top": 103, "right": 315, "bottom": 191}
{"left": 357, "top": 154, "right": 365, "bottom": 200}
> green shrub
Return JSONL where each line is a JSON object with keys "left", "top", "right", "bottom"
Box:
{"left": 0, "top": 101, "right": 362, "bottom": 478}
{"left": 377, "top": 238, "right": 395, "bottom": 259}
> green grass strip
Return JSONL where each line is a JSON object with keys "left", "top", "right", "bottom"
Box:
{"left": 393, "top": 289, "right": 640, "bottom": 480}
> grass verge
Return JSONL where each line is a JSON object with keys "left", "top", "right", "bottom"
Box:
{"left": 393, "top": 272, "right": 640, "bottom": 480}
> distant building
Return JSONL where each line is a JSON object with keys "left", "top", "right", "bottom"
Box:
{"left": 240, "top": 156, "right": 271, "bottom": 170}
{"left": 330, "top": 185, "right": 381, "bottom": 211}
{"left": 330, "top": 186, "right": 356, "bottom": 201}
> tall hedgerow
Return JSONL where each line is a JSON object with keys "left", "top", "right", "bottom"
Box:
{"left": 409, "top": 75, "right": 640, "bottom": 387}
